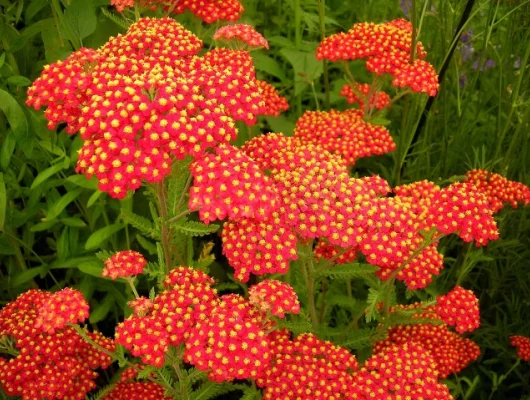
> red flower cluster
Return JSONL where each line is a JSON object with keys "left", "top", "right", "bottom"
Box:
{"left": 185, "top": 294, "right": 270, "bottom": 382}
{"left": 435, "top": 286, "right": 480, "bottom": 334}
{"left": 352, "top": 342, "right": 453, "bottom": 399}
{"left": 340, "top": 82, "right": 390, "bottom": 111}
{"left": 174, "top": 0, "right": 244, "bottom": 23}
{"left": 293, "top": 109, "right": 396, "bottom": 165}
{"left": 189, "top": 144, "right": 279, "bottom": 223}
{"left": 426, "top": 182, "right": 499, "bottom": 246}
{"left": 256, "top": 330, "right": 359, "bottom": 399}
{"left": 115, "top": 266, "right": 217, "bottom": 367}
{"left": 102, "top": 250, "right": 147, "bottom": 280}
{"left": 466, "top": 169, "right": 530, "bottom": 213}
{"left": 128, "top": 297, "right": 154, "bottom": 316}
{"left": 248, "top": 280, "right": 300, "bottom": 318}
{"left": 374, "top": 322, "right": 481, "bottom": 378}
{"left": 510, "top": 335, "right": 530, "bottom": 362}
{"left": 317, "top": 19, "right": 439, "bottom": 96}
{"left": 34, "top": 288, "right": 89, "bottom": 334}
{"left": 214, "top": 24, "right": 269, "bottom": 49}
{"left": 27, "top": 18, "right": 264, "bottom": 198}
{"left": 0, "top": 290, "right": 114, "bottom": 400}
{"left": 103, "top": 382, "right": 171, "bottom": 400}
{"left": 256, "top": 80, "right": 289, "bottom": 117}
{"left": 314, "top": 239, "right": 358, "bottom": 265}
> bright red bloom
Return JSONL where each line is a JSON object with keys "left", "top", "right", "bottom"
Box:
{"left": 103, "top": 250, "right": 147, "bottom": 280}
{"left": 174, "top": 0, "right": 244, "bottom": 23}
{"left": 314, "top": 239, "right": 358, "bottom": 265}
{"left": 128, "top": 297, "right": 154, "bottom": 316}
{"left": 103, "top": 382, "right": 171, "bottom": 400}
{"left": 214, "top": 24, "right": 269, "bottom": 49}
{"left": 510, "top": 335, "right": 530, "bottom": 362}
{"left": 256, "top": 80, "right": 289, "bottom": 117}
{"left": 435, "top": 286, "right": 480, "bottom": 334}
{"left": 256, "top": 330, "right": 359, "bottom": 399}
{"left": 374, "top": 323, "right": 481, "bottom": 378}
{"left": 189, "top": 144, "right": 279, "bottom": 224}
{"left": 35, "top": 288, "right": 89, "bottom": 334}
{"left": 339, "top": 82, "right": 390, "bottom": 111}
{"left": 466, "top": 169, "right": 530, "bottom": 213}
{"left": 392, "top": 58, "right": 439, "bottom": 96}
{"left": 185, "top": 294, "right": 270, "bottom": 382}
{"left": 427, "top": 182, "right": 499, "bottom": 246}
{"left": 352, "top": 342, "right": 453, "bottom": 400}
{"left": 248, "top": 280, "right": 300, "bottom": 318}
{"left": 163, "top": 266, "right": 216, "bottom": 288}
{"left": 293, "top": 109, "right": 396, "bottom": 165}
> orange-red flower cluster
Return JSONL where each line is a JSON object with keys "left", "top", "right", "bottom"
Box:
{"left": 174, "top": 0, "right": 244, "bottom": 23}
{"left": 103, "top": 382, "right": 171, "bottom": 400}
{"left": 214, "top": 24, "right": 269, "bottom": 49}
{"left": 248, "top": 280, "right": 300, "bottom": 318}
{"left": 34, "top": 288, "right": 89, "bottom": 334}
{"left": 256, "top": 330, "right": 359, "bottom": 399}
{"left": 256, "top": 80, "right": 289, "bottom": 117}
{"left": 510, "top": 335, "right": 530, "bottom": 362}
{"left": 317, "top": 19, "right": 439, "bottom": 96}
{"left": 374, "top": 322, "right": 481, "bottom": 378}
{"left": 102, "top": 250, "right": 147, "bottom": 280}
{"left": 466, "top": 169, "right": 530, "bottom": 213}
{"left": 0, "top": 290, "right": 114, "bottom": 400}
{"left": 27, "top": 17, "right": 264, "bottom": 199}
{"left": 293, "top": 109, "right": 396, "bottom": 165}
{"left": 352, "top": 342, "right": 453, "bottom": 399}
{"left": 435, "top": 286, "right": 480, "bottom": 334}
{"left": 340, "top": 83, "right": 390, "bottom": 111}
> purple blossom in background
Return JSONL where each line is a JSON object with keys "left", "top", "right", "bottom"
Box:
{"left": 472, "top": 58, "right": 496, "bottom": 71}
{"left": 460, "top": 29, "right": 475, "bottom": 61}
{"left": 399, "top": 0, "right": 412, "bottom": 18}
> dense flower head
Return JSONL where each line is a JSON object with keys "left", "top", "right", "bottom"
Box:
{"left": 394, "top": 180, "right": 441, "bottom": 210}
{"left": 102, "top": 250, "right": 147, "bottom": 280}
{"left": 256, "top": 80, "right": 289, "bottom": 117}
{"left": 174, "top": 0, "right": 244, "bottom": 23}
{"left": 427, "top": 182, "right": 499, "bottom": 246}
{"left": 352, "top": 342, "right": 453, "bottom": 400}
{"left": 340, "top": 82, "right": 391, "bottom": 111}
{"left": 316, "top": 19, "right": 438, "bottom": 96}
{"left": 293, "top": 109, "right": 396, "bottom": 165}
{"left": 103, "top": 382, "right": 171, "bottom": 400}
{"left": 0, "top": 290, "right": 114, "bottom": 400}
{"left": 116, "top": 266, "right": 218, "bottom": 366}
{"left": 34, "top": 288, "right": 89, "bottom": 334}
{"left": 128, "top": 297, "right": 154, "bottom": 316}
{"left": 374, "top": 323, "right": 481, "bottom": 378}
{"left": 222, "top": 216, "right": 298, "bottom": 282}
{"left": 256, "top": 331, "right": 359, "bottom": 399}
{"left": 466, "top": 169, "right": 530, "bottom": 213}
{"left": 189, "top": 144, "right": 279, "bottom": 223}
{"left": 510, "top": 335, "right": 530, "bottom": 362}
{"left": 214, "top": 24, "right": 269, "bottom": 49}
{"left": 435, "top": 286, "right": 480, "bottom": 333}
{"left": 185, "top": 294, "right": 270, "bottom": 382}
{"left": 27, "top": 18, "right": 266, "bottom": 199}
{"left": 248, "top": 280, "right": 300, "bottom": 318}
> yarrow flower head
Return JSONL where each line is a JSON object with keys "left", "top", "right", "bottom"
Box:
{"left": 174, "top": 0, "right": 244, "bottom": 23}
{"left": 189, "top": 144, "right": 279, "bottom": 224}
{"left": 184, "top": 294, "right": 270, "bottom": 382}
{"left": 256, "top": 80, "right": 289, "bottom": 117}
{"left": 214, "top": 24, "right": 269, "bottom": 49}
{"left": 293, "top": 109, "right": 396, "bottom": 165}
{"left": 465, "top": 169, "right": 530, "bottom": 213}
{"left": 352, "top": 342, "right": 453, "bottom": 399}
{"left": 128, "top": 297, "right": 154, "bottom": 316}
{"left": 34, "top": 288, "right": 89, "bottom": 334}
{"left": 256, "top": 330, "right": 359, "bottom": 399}
{"left": 102, "top": 382, "right": 171, "bottom": 400}
{"left": 510, "top": 335, "right": 530, "bottom": 362}
{"left": 248, "top": 280, "right": 300, "bottom": 318}
{"left": 435, "top": 286, "right": 480, "bottom": 333}
{"left": 102, "top": 250, "right": 147, "bottom": 280}
{"left": 339, "top": 82, "right": 391, "bottom": 111}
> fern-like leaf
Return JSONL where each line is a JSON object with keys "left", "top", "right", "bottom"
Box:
{"left": 121, "top": 209, "right": 159, "bottom": 239}
{"left": 316, "top": 263, "right": 378, "bottom": 280}
{"left": 337, "top": 327, "right": 385, "bottom": 350}
{"left": 95, "top": 250, "right": 113, "bottom": 261}
{"left": 190, "top": 381, "right": 235, "bottom": 400}
{"left": 101, "top": 8, "right": 130, "bottom": 29}
{"left": 175, "top": 221, "right": 220, "bottom": 237}
{"left": 365, "top": 286, "right": 385, "bottom": 323}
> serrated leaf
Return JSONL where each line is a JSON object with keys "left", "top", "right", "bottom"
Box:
{"left": 174, "top": 220, "right": 220, "bottom": 237}
{"left": 338, "top": 328, "right": 385, "bottom": 350}
{"left": 316, "top": 263, "right": 378, "bottom": 280}
{"left": 365, "top": 286, "right": 385, "bottom": 323}
{"left": 95, "top": 250, "right": 114, "bottom": 261}
{"left": 121, "top": 209, "right": 157, "bottom": 238}
{"left": 85, "top": 224, "right": 124, "bottom": 250}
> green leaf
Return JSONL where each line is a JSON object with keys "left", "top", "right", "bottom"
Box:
{"left": 89, "top": 295, "right": 115, "bottom": 323}
{"left": 120, "top": 209, "right": 157, "bottom": 238}
{"left": 85, "top": 224, "right": 124, "bottom": 250}
{"left": 365, "top": 286, "right": 385, "bottom": 323}
{"left": 0, "top": 88, "right": 29, "bottom": 147}
{"left": 0, "top": 52, "right": 5, "bottom": 69}
{"left": 67, "top": 174, "right": 98, "bottom": 189}
{"left": 338, "top": 328, "right": 384, "bottom": 350}
{"left": 87, "top": 190, "right": 103, "bottom": 207}
{"left": 0, "top": 173, "right": 6, "bottom": 230}
{"left": 60, "top": 217, "right": 87, "bottom": 227}
{"left": 64, "top": 0, "right": 97, "bottom": 42}
{"left": 1, "top": 130, "right": 16, "bottom": 171}
{"left": 253, "top": 52, "right": 287, "bottom": 82}
{"left": 46, "top": 187, "right": 83, "bottom": 220}
{"left": 11, "top": 266, "right": 46, "bottom": 286}
{"left": 31, "top": 220, "right": 58, "bottom": 232}
{"left": 7, "top": 75, "right": 32, "bottom": 87}
{"left": 30, "top": 162, "right": 65, "bottom": 189}
{"left": 315, "top": 263, "right": 378, "bottom": 280}
{"left": 174, "top": 221, "right": 220, "bottom": 237}
{"left": 136, "top": 234, "right": 157, "bottom": 255}
{"left": 280, "top": 48, "right": 323, "bottom": 95}
{"left": 78, "top": 259, "right": 104, "bottom": 277}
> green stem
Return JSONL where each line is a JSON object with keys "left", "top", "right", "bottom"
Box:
{"left": 300, "top": 249, "right": 319, "bottom": 327}
{"left": 488, "top": 358, "right": 521, "bottom": 400}
{"left": 167, "top": 209, "right": 193, "bottom": 225}
{"left": 125, "top": 277, "right": 140, "bottom": 299}
{"left": 317, "top": 0, "right": 330, "bottom": 108}
{"left": 156, "top": 182, "right": 172, "bottom": 275}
